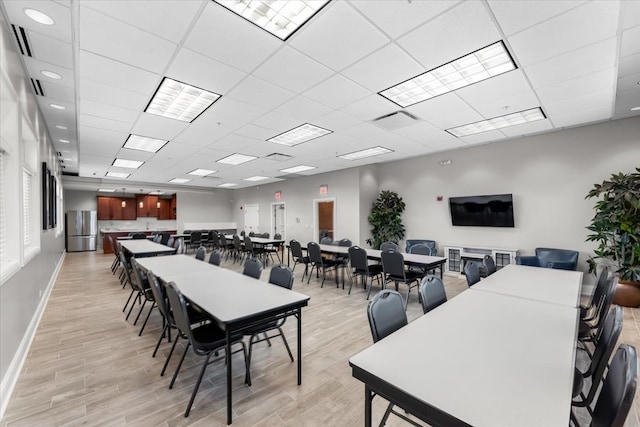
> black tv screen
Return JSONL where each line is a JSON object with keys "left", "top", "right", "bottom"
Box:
{"left": 449, "top": 194, "right": 514, "bottom": 227}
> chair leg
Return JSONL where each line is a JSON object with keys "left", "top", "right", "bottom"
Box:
{"left": 279, "top": 327, "right": 294, "bottom": 362}
{"left": 184, "top": 351, "right": 214, "bottom": 417}
{"left": 170, "top": 342, "right": 191, "bottom": 389}
{"left": 153, "top": 323, "right": 168, "bottom": 357}
{"left": 380, "top": 402, "right": 395, "bottom": 425}
{"left": 133, "top": 299, "right": 148, "bottom": 325}
{"left": 161, "top": 335, "right": 181, "bottom": 376}
{"left": 126, "top": 292, "right": 141, "bottom": 320}
{"left": 123, "top": 289, "right": 136, "bottom": 312}
{"left": 138, "top": 302, "right": 155, "bottom": 336}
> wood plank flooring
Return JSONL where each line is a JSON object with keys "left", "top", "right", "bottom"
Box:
{"left": 2, "top": 251, "right": 639, "bottom": 426}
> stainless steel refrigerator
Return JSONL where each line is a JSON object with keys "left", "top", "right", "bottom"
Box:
{"left": 66, "top": 210, "right": 97, "bottom": 252}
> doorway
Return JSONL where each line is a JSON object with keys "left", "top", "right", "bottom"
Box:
{"left": 271, "top": 202, "right": 286, "bottom": 239}
{"left": 244, "top": 204, "right": 259, "bottom": 235}
{"left": 313, "top": 198, "right": 335, "bottom": 242}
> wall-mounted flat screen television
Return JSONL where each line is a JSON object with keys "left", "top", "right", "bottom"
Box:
{"left": 449, "top": 194, "right": 515, "bottom": 227}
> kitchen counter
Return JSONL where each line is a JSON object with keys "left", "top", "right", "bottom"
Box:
{"left": 101, "top": 229, "right": 176, "bottom": 254}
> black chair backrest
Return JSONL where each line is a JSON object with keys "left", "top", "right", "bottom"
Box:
{"left": 338, "top": 238, "right": 352, "bottom": 247}
{"left": 274, "top": 233, "right": 282, "bottom": 240}
{"left": 483, "top": 255, "right": 497, "bottom": 275}
{"left": 591, "top": 344, "right": 638, "bottom": 427}
{"left": 380, "top": 241, "right": 398, "bottom": 252}
{"left": 233, "top": 234, "right": 242, "bottom": 250}
{"left": 320, "top": 237, "right": 333, "bottom": 245}
{"left": 593, "top": 275, "right": 619, "bottom": 339}
{"left": 367, "top": 290, "right": 408, "bottom": 342}
{"left": 381, "top": 249, "right": 406, "bottom": 279}
{"left": 167, "top": 236, "right": 174, "bottom": 247}
{"left": 130, "top": 257, "right": 150, "bottom": 294}
{"left": 290, "top": 240, "right": 304, "bottom": 259}
{"left": 132, "top": 232, "right": 147, "bottom": 239}
{"left": 244, "top": 235, "right": 254, "bottom": 252}
{"left": 190, "top": 231, "right": 202, "bottom": 244}
{"left": 119, "top": 250, "right": 136, "bottom": 289}
{"left": 107, "top": 234, "right": 117, "bottom": 253}
{"left": 219, "top": 233, "right": 228, "bottom": 247}
{"left": 159, "top": 232, "right": 171, "bottom": 245}
{"left": 209, "top": 232, "right": 219, "bottom": 248}
{"left": 409, "top": 244, "right": 432, "bottom": 256}
{"left": 348, "top": 246, "right": 368, "bottom": 272}
{"left": 147, "top": 270, "right": 170, "bottom": 321}
{"left": 243, "top": 258, "right": 263, "bottom": 279}
{"left": 208, "top": 251, "right": 222, "bottom": 266}
{"left": 464, "top": 261, "right": 481, "bottom": 287}
{"left": 307, "top": 242, "right": 323, "bottom": 264}
{"left": 153, "top": 234, "right": 162, "bottom": 243}
{"left": 165, "top": 282, "right": 199, "bottom": 349}
{"left": 419, "top": 275, "right": 447, "bottom": 314}
{"left": 590, "top": 265, "right": 611, "bottom": 310}
{"left": 175, "top": 237, "right": 186, "bottom": 254}
{"left": 195, "top": 246, "right": 206, "bottom": 261}
{"left": 269, "top": 264, "right": 294, "bottom": 289}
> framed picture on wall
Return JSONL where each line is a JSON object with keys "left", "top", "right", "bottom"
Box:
{"left": 42, "top": 162, "right": 50, "bottom": 230}
{"left": 50, "top": 174, "right": 56, "bottom": 228}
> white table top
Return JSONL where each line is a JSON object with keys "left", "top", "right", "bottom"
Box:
{"left": 471, "top": 264, "right": 583, "bottom": 307}
{"left": 119, "top": 239, "right": 176, "bottom": 255}
{"left": 349, "top": 290, "right": 578, "bottom": 427}
{"left": 317, "top": 244, "right": 446, "bottom": 266}
{"left": 224, "top": 235, "right": 285, "bottom": 245}
{"left": 137, "top": 255, "right": 309, "bottom": 324}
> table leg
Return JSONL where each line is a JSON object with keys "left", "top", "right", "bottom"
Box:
{"left": 364, "top": 385, "right": 373, "bottom": 427}
{"left": 297, "top": 308, "right": 302, "bottom": 385}
{"left": 226, "top": 329, "right": 233, "bottom": 425}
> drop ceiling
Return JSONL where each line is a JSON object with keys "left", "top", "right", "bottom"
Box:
{"left": 2, "top": 0, "right": 639, "bottom": 192}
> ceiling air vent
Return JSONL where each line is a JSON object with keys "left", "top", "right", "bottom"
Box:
{"left": 372, "top": 111, "right": 419, "bottom": 130}
{"left": 265, "top": 153, "right": 292, "bottom": 161}
{"left": 11, "top": 25, "right": 32, "bottom": 57}
{"left": 30, "top": 78, "right": 45, "bottom": 96}
{"left": 63, "top": 171, "right": 79, "bottom": 176}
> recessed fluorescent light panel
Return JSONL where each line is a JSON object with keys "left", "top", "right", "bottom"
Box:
{"left": 217, "top": 153, "right": 257, "bottom": 165}
{"left": 213, "top": 0, "right": 330, "bottom": 40}
{"left": 267, "top": 123, "right": 332, "bottom": 147}
{"left": 169, "top": 178, "right": 191, "bottom": 184}
{"left": 218, "top": 183, "right": 238, "bottom": 187}
{"left": 280, "top": 165, "right": 316, "bottom": 173}
{"left": 244, "top": 176, "right": 269, "bottom": 182}
{"left": 112, "top": 159, "right": 144, "bottom": 169}
{"left": 379, "top": 41, "right": 517, "bottom": 108}
{"left": 338, "top": 146, "right": 393, "bottom": 161}
{"left": 98, "top": 188, "right": 116, "bottom": 192}
{"left": 145, "top": 77, "right": 221, "bottom": 123}
{"left": 188, "top": 168, "right": 217, "bottom": 176}
{"left": 105, "top": 172, "right": 130, "bottom": 179}
{"left": 446, "top": 107, "right": 546, "bottom": 137}
{"left": 123, "top": 134, "right": 168, "bottom": 153}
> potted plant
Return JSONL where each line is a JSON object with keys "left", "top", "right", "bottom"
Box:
{"left": 366, "top": 190, "right": 406, "bottom": 250}
{"left": 585, "top": 168, "right": 640, "bottom": 307}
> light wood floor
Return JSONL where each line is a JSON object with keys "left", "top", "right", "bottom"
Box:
{"left": 2, "top": 251, "right": 639, "bottom": 426}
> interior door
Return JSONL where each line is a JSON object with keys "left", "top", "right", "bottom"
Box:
{"left": 244, "top": 204, "right": 260, "bottom": 235}
{"left": 314, "top": 198, "right": 335, "bottom": 242}
{"left": 271, "top": 202, "right": 285, "bottom": 239}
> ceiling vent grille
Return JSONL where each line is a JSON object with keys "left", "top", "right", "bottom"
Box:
{"left": 265, "top": 153, "right": 292, "bottom": 161}
{"left": 11, "top": 25, "right": 32, "bottom": 57}
{"left": 30, "top": 78, "right": 45, "bottom": 96}
{"left": 372, "top": 111, "right": 419, "bottom": 130}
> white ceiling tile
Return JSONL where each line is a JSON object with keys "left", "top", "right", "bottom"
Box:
{"left": 473, "top": 91, "right": 540, "bottom": 119}
{"left": 342, "top": 43, "right": 425, "bottom": 92}
{"left": 500, "top": 119, "right": 554, "bottom": 138}
{"left": 488, "top": 0, "right": 587, "bottom": 36}
{"left": 166, "top": 48, "right": 247, "bottom": 95}
{"left": 397, "top": 1, "right": 501, "bottom": 71}
{"left": 253, "top": 46, "right": 334, "bottom": 94}
{"left": 226, "top": 76, "right": 295, "bottom": 110}
{"left": 80, "top": 98, "right": 141, "bottom": 123}
{"left": 233, "top": 124, "right": 277, "bottom": 141}
{"left": 622, "top": 0, "right": 640, "bottom": 29}
{"left": 545, "top": 89, "right": 614, "bottom": 118}
{"left": 289, "top": 1, "right": 389, "bottom": 71}
{"left": 130, "top": 113, "right": 191, "bottom": 141}
{"left": 405, "top": 93, "right": 476, "bottom": 126}
{"left": 456, "top": 70, "right": 531, "bottom": 107}
{"left": 23, "top": 57, "right": 74, "bottom": 88}
{"left": 458, "top": 129, "right": 507, "bottom": 145}
{"left": 525, "top": 38, "right": 617, "bottom": 88}
{"left": 27, "top": 32, "right": 73, "bottom": 69}
{"left": 78, "top": 154, "right": 113, "bottom": 176}
{"left": 273, "top": 96, "right": 333, "bottom": 123}
{"left": 313, "top": 110, "right": 361, "bottom": 132}
{"left": 349, "top": 0, "right": 460, "bottom": 39}
{"left": 78, "top": 50, "right": 161, "bottom": 95}
{"left": 620, "top": 25, "right": 640, "bottom": 57}
{"left": 619, "top": 52, "right": 640, "bottom": 78}
{"left": 79, "top": 78, "right": 149, "bottom": 111}
{"left": 302, "top": 74, "right": 370, "bottom": 109}
{"left": 82, "top": 0, "right": 202, "bottom": 43}
{"left": 3, "top": 0, "right": 72, "bottom": 43}
{"left": 79, "top": 6, "right": 176, "bottom": 73}
{"left": 170, "top": 111, "right": 243, "bottom": 146}
{"left": 508, "top": 1, "right": 619, "bottom": 66}
{"left": 551, "top": 106, "right": 612, "bottom": 128}
{"left": 79, "top": 113, "right": 133, "bottom": 133}
{"left": 391, "top": 121, "right": 450, "bottom": 144}
{"left": 40, "top": 80, "right": 74, "bottom": 103}
{"left": 537, "top": 68, "right": 616, "bottom": 106}
{"left": 115, "top": 148, "right": 155, "bottom": 162}
{"left": 212, "top": 97, "right": 268, "bottom": 123}
{"left": 341, "top": 94, "right": 395, "bottom": 121}
{"left": 78, "top": 125, "right": 127, "bottom": 156}
{"left": 184, "top": 2, "right": 282, "bottom": 72}
{"left": 252, "top": 112, "right": 300, "bottom": 134}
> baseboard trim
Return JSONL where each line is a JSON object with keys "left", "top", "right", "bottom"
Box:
{"left": 0, "top": 251, "right": 66, "bottom": 420}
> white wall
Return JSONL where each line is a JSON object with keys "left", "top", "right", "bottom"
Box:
{"left": 176, "top": 191, "right": 234, "bottom": 233}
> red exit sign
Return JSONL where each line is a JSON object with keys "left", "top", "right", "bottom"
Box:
{"left": 275, "top": 191, "right": 281, "bottom": 199}
{"left": 319, "top": 185, "right": 328, "bottom": 195}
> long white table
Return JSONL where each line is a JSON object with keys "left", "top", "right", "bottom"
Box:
{"left": 350, "top": 266, "right": 581, "bottom": 426}
{"left": 119, "top": 239, "right": 176, "bottom": 257}
{"left": 136, "top": 255, "right": 310, "bottom": 425}
{"left": 471, "top": 264, "right": 583, "bottom": 307}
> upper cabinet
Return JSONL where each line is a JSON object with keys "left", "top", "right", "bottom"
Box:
{"left": 97, "top": 194, "right": 176, "bottom": 220}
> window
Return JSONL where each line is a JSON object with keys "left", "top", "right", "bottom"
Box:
{"left": 22, "top": 168, "right": 32, "bottom": 245}
{"left": 0, "top": 151, "right": 6, "bottom": 263}
{"left": 21, "top": 118, "right": 40, "bottom": 263}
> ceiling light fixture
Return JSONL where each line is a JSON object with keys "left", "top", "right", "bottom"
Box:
{"left": 379, "top": 41, "right": 517, "bottom": 108}
{"left": 59, "top": 139, "right": 70, "bottom": 143}
{"left": 213, "top": 0, "right": 330, "bottom": 41}
{"left": 244, "top": 176, "right": 269, "bottom": 182}
{"left": 24, "top": 8, "right": 54, "bottom": 25}
{"left": 439, "top": 160, "right": 453, "bottom": 166}
{"left": 97, "top": 188, "right": 116, "bottom": 193}
{"left": 218, "top": 183, "right": 238, "bottom": 187}
{"left": 145, "top": 77, "right": 220, "bottom": 123}
{"left": 267, "top": 123, "right": 333, "bottom": 147}
{"left": 338, "top": 146, "right": 393, "bottom": 161}
{"left": 217, "top": 153, "right": 257, "bottom": 165}
{"left": 112, "top": 159, "right": 144, "bottom": 169}
{"left": 188, "top": 168, "right": 217, "bottom": 176}
{"left": 55, "top": 124, "right": 67, "bottom": 130}
{"left": 280, "top": 165, "right": 316, "bottom": 173}
{"left": 630, "top": 106, "right": 640, "bottom": 111}
{"left": 148, "top": 191, "right": 164, "bottom": 195}
{"left": 123, "top": 134, "right": 168, "bottom": 153}
{"left": 446, "top": 107, "right": 546, "bottom": 137}
{"left": 169, "top": 178, "right": 191, "bottom": 184}
{"left": 49, "top": 103, "right": 66, "bottom": 110}
{"left": 106, "top": 172, "right": 131, "bottom": 179}
{"left": 121, "top": 188, "right": 126, "bottom": 207}
{"left": 41, "top": 70, "right": 62, "bottom": 79}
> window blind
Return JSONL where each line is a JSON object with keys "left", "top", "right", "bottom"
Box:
{"left": 22, "top": 168, "right": 31, "bottom": 245}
